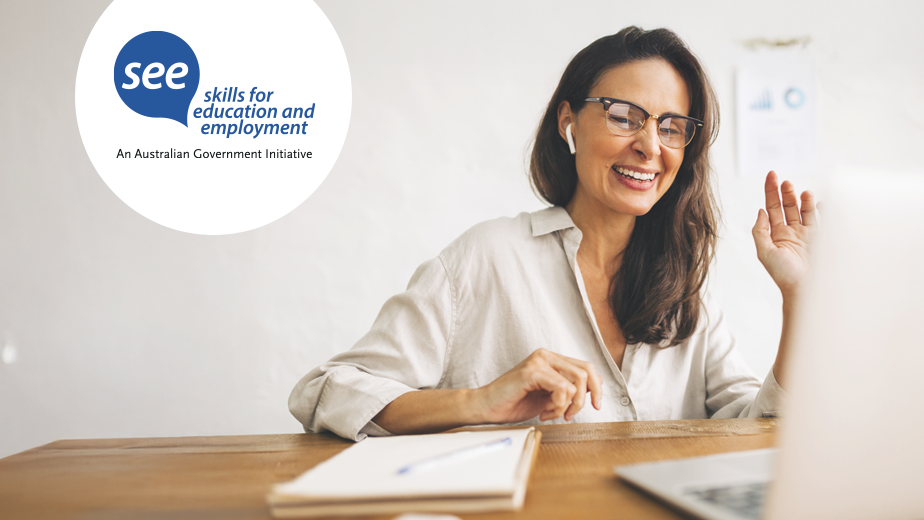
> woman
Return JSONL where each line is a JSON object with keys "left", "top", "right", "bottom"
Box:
{"left": 288, "top": 27, "right": 815, "bottom": 440}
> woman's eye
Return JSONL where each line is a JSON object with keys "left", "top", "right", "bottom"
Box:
{"left": 608, "top": 115, "right": 632, "bottom": 127}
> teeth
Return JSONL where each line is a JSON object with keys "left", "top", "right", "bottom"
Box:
{"left": 615, "top": 167, "right": 656, "bottom": 181}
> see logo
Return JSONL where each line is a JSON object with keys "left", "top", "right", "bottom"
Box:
{"left": 113, "top": 31, "right": 200, "bottom": 126}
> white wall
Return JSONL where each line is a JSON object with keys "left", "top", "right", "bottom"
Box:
{"left": 2, "top": 0, "right": 922, "bottom": 458}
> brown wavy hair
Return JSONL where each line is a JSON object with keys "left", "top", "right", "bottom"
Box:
{"left": 529, "top": 27, "right": 720, "bottom": 347}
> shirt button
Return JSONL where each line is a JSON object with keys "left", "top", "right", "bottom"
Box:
{"left": 620, "top": 396, "right": 630, "bottom": 406}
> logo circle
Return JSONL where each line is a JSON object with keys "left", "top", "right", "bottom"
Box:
{"left": 76, "top": 0, "right": 351, "bottom": 235}
{"left": 113, "top": 31, "right": 200, "bottom": 127}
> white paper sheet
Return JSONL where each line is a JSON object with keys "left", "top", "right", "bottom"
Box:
{"left": 735, "top": 46, "right": 817, "bottom": 179}
{"left": 274, "top": 428, "right": 533, "bottom": 499}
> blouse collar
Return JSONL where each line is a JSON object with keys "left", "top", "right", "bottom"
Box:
{"left": 530, "top": 206, "right": 576, "bottom": 237}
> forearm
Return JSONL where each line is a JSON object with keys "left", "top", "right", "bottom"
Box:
{"left": 372, "top": 388, "right": 485, "bottom": 435}
{"left": 772, "top": 295, "right": 799, "bottom": 389}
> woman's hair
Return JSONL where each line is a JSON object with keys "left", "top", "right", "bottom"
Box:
{"left": 529, "top": 26, "right": 720, "bottom": 347}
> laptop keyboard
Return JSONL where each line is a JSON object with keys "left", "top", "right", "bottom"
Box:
{"left": 682, "top": 482, "right": 767, "bottom": 520}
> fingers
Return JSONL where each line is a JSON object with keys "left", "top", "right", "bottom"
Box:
{"left": 763, "top": 171, "right": 817, "bottom": 228}
{"left": 764, "top": 171, "right": 785, "bottom": 229}
{"left": 584, "top": 362, "right": 603, "bottom": 410}
{"left": 780, "top": 180, "right": 801, "bottom": 225}
{"left": 800, "top": 191, "right": 817, "bottom": 226}
{"left": 752, "top": 209, "right": 773, "bottom": 254}
{"left": 545, "top": 355, "right": 603, "bottom": 420}
{"left": 529, "top": 368, "right": 575, "bottom": 421}
{"left": 527, "top": 349, "right": 602, "bottom": 422}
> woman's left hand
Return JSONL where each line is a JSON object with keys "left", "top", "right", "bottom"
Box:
{"left": 752, "top": 170, "right": 818, "bottom": 300}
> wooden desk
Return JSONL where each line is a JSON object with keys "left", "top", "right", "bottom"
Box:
{"left": 0, "top": 419, "right": 779, "bottom": 520}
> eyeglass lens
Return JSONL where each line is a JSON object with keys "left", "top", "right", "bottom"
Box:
{"left": 605, "top": 102, "right": 695, "bottom": 148}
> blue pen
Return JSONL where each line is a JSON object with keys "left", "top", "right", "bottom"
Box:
{"left": 397, "top": 436, "right": 513, "bottom": 476}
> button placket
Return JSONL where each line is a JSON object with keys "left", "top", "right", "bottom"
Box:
{"left": 561, "top": 229, "right": 628, "bottom": 386}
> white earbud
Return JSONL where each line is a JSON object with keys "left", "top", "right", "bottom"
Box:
{"left": 565, "top": 123, "right": 576, "bottom": 155}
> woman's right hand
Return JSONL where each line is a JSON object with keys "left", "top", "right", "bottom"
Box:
{"left": 372, "top": 348, "right": 604, "bottom": 434}
{"left": 471, "top": 348, "right": 603, "bottom": 423}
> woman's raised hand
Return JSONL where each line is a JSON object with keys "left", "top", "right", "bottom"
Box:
{"left": 752, "top": 171, "right": 818, "bottom": 299}
{"left": 471, "top": 348, "right": 603, "bottom": 424}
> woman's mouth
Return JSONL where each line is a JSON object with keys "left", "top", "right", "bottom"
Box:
{"left": 612, "top": 166, "right": 658, "bottom": 192}
{"left": 613, "top": 166, "right": 658, "bottom": 182}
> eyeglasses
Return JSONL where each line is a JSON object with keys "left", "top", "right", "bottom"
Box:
{"left": 583, "top": 97, "right": 704, "bottom": 149}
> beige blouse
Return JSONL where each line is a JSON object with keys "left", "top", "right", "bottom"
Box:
{"left": 289, "top": 207, "right": 785, "bottom": 441}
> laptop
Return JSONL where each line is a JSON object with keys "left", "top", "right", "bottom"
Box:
{"left": 616, "top": 170, "right": 924, "bottom": 520}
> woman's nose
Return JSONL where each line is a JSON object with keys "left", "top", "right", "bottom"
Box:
{"left": 631, "top": 119, "right": 662, "bottom": 160}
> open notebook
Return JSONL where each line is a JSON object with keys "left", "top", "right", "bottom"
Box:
{"left": 268, "top": 427, "right": 542, "bottom": 518}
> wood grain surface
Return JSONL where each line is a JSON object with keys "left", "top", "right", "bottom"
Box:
{"left": 0, "top": 419, "right": 779, "bottom": 520}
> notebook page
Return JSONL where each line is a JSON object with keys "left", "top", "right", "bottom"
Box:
{"left": 275, "top": 428, "right": 533, "bottom": 499}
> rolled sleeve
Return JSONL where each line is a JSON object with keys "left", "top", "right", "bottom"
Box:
{"left": 743, "top": 368, "right": 787, "bottom": 417}
{"left": 288, "top": 256, "right": 455, "bottom": 441}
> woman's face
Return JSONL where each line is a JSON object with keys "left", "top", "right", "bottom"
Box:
{"left": 561, "top": 58, "right": 691, "bottom": 217}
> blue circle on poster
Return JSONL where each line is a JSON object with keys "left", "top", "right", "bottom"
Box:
{"left": 784, "top": 87, "right": 805, "bottom": 109}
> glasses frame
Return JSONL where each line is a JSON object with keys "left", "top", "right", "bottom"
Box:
{"left": 583, "top": 97, "right": 704, "bottom": 149}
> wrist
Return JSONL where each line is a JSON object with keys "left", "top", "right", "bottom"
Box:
{"left": 778, "top": 282, "right": 802, "bottom": 306}
{"left": 464, "top": 387, "right": 491, "bottom": 425}
{"left": 781, "top": 293, "right": 800, "bottom": 315}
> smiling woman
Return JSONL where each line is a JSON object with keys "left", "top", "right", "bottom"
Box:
{"left": 533, "top": 31, "right": 720, "bottom": 364}
{"left": 288, "top": 26, "right": 816, "bottom": 441}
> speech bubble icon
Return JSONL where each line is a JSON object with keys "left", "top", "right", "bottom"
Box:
{"left": 113, "top": 31, "right": 199, "bottom": 127}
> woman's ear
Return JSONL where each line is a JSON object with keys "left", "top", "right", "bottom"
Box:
{"left": 557, "top": 100, "right": 575, "bottom": 154}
